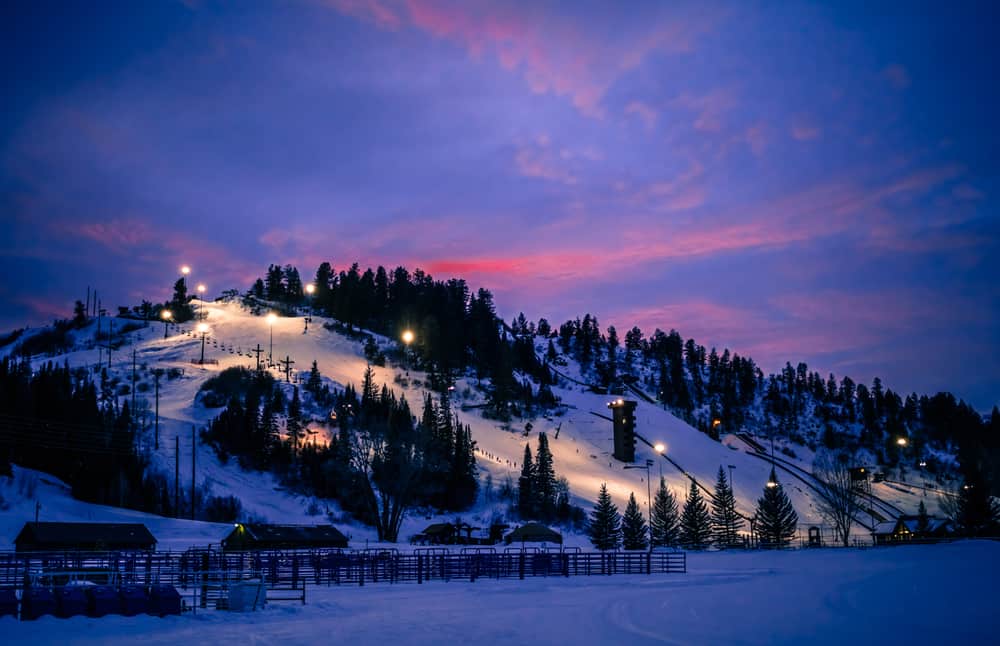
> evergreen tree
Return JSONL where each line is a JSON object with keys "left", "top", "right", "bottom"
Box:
{"left": 916, "top": 500, "right": 930, "bottom": 534}
{"left": 588, "top": 483, "right": 621, "bottom": 551}
{"left": 754, "top": 468, "right": 798, "bottom": 548}
{"left": 711, "top": 466, "right": 743, "bottom": 548}
{"left": 534, "top": 432, "right": 556, "bottom": 518}
{"left": 954, "top": 466, "right": 1000, "bottom": 536}
{"left": 305, "top": 360, "right": 323, "bottom": 395}
{"left": 622, "top": 492, "right": 649, "bottom": 550}
{"left": 287, "top": 386, "right": 303, "bottom": 450}
{"left": 73, "top": 300, "right": 88, "bottom": 326}
{"left": 518, "top": 444, "right": 536, "bottom": 518}
{"left": 680, "top": 481, "right": 712, "bottom": 549}
{"left": 650, "top": 477, "right": 681, "bottom": 548}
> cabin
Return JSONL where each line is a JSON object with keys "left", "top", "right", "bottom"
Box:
{"left": 504, "top": 522, "right": 563, "bottom": 546}
{"left": 410, "top": 522, "right": 508, "bottom": 546}
{"left": 222, "top": 524, "right": 348, "bottom": 551}
{"left": 873, "top": 515, "right": 954, "bottom": 545}
{"left": 14, "top": 522, "right": 157, "bottom": 552}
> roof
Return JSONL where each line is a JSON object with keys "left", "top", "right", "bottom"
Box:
{"left": 505, "top": 522, "right": 563, "bottom": 544}
{"left": 223, "top": 524, "right": 348, "bottom": 549}
{"left": 422, "top": 523, "right": 457, "bottom": 536}
{"left": 14, "top": 522, "right": 157, "bottom": 551}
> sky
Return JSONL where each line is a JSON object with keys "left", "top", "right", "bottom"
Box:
{"left": 1, "top": 0, "right": 997, "bottom": 410}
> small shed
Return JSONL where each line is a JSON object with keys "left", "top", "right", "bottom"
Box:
{"left": 14, "top": 522, "right": 157, "bottom": 552}
{"left": 410, "top": 523, "right": 458, "bottom": 546}
{"left": 222, "top": 524, "right": 348, "bottom": 551}
{"left": 504, "top": 522, "right": 563, "bottom": 545}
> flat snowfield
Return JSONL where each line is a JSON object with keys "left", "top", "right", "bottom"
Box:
{"left": 5, "top": 541, "right": 997, "bottom": 645}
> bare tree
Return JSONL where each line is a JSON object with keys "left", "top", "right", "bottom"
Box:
{"left": 350, "top": 428, "right": 421, "bottom": 542}
{"left": 812, "top": 451, "right": 864, "bottom": 547}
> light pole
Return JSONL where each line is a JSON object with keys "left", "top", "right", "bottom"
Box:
{"left": 197, "top": 323, "right": 209, "bottom": 364}
{"left": 304, "top": 283, "right": 315, "bottom": 332}
{"left": 728, "top": 464, "right": 736, "bottom": 493}
{"left": 197, "top": 283, "right": 206, "bottom": 320}
{"left": 161, "top": 309, "right": 173, "bottom": 339}
{"left": 624, "top": 459, "right": 654, "bottom": 528}
{"left": 654, "top": 442, "right": 666, "bottom": 480}
{"left": 267, "top": 313, "right": 277, "bottom": 365}
{"left": 401, "top": 329, "right": 414, "bottom": 372}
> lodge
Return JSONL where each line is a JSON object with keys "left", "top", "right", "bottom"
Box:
{"left": 221, "top": 523, "right": 349, "bottom": 551}
{"left": 13, "top": 522, "right": 157, "bottom": 552}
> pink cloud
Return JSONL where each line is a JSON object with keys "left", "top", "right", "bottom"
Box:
{"left": 625, "top": 101, "right": 658, "bottom": 129}
{"left": 672, "top": 89, "right": 736, "bottom": 132}
{"left": 791, "top": 122, "right": 821, "bottom": 142}
{"left": 325, "top": 0, "right": 717, "bottom": 117}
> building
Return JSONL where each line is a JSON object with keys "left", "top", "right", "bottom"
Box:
{"left": 504, "top": 522, "right": 563, "bottom": 545}
{"left": 873, "top": 515, "right": 954, "bottom": 545}
{"left": 14, "top": 522, "right": 157, "bottom": 552}
{"left": 222, "top": 524, "right": 348, "bottom": 550}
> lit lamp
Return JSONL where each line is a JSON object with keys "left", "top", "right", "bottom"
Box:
{"left": 305, "top": 283, "right": 316, "bottom": 296}
{"left": 896, "top": 436, "right": 908, "bottom": 447}
{"left": 197, "top": 283, "right": 207, "bottom": 320}
{"left": 180, "top": 265, "right": 191, "bottom": 276}
{"left": 161, "top": 309, "right": 173, "bottom": 339}
{"left": 267, "top": 313, "right": 277, "bottom": 364}
{"left": 401, "top": 329, "right": 415, "bottom": 371}
{"left": 197, "top": 323, "right": 209, "bottom": 364}
{"left": 653, "top": 442, "right": 666, "bottom": 478}
{"left": 766, "top": 467, "right": 779, "bottom": 488}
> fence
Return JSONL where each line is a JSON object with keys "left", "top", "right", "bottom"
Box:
{"left": 0, "top": 548, "right": 686, "bottom": 599}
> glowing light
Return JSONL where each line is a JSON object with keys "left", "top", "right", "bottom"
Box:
{"left": 180, "top": 265, "right": 191, "bottom": 275}
{"left": 402, "top": 330, "right": 414, "bottom": 345}
{"left": 197, "top": 323, "right": 209, "bottom": 333}
{"left": 197, "top": 283, "right": 206, "bottom": 294}
{"left": 712, "top": 419, "right": 722, "bottom": 427}
{"left": 305, "top": 284, "right": 316, "bottom": 295}
{"left": 161, "top": 310, "right": 173, "bottom": 320}
{"left": 896, "top": 437, "right": 908, "bottom": 447}
{"left": 267, "top": 313, "right": 278, "bottom": 325}
{"left": 654, "top": 443, "right": 666, "bottom": 454}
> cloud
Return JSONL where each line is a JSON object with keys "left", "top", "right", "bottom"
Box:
{"left": 324, "top": 0, "right": 717, "bottom": 117}
{"left": 671, "top": 89, "right": 736, "bottom": 132}
{"left": 625, "top": 101, "right": 658, "bottom": 129}
{"left": 883, "top": 64, "right": 911, "bottom": 90}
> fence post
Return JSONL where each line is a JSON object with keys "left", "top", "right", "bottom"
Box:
{"left": 519, "top": 551, "right": 525, "bottom": 580}
{"left": 417, "top": 553, "right": 423, "bottom": 584}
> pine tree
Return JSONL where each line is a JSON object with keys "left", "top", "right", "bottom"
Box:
{"left": 518, "top": 444, "right": 536, "bottom": 518}
{"left": 622, "top": 492, "right": 648, "bottom": 550}
{"left": 588, "top": 483, "right": 621, "bottom": 551}
{"left": 754, "top": 468, "right": 798, "bottom": 548}
{"left": 954, "top": 466, "right": 1000, "bottom": 536}
{"left": 680, "top": 481, "right": 712, "bottom": 549}
{"left": 916, "top": 500, "right": 930, "bottom": 534}
{"left": 287, "top": 386, "right": 303, "bottom": 450}
{"left": 305, "top": 360, "right": 323, "bottom": 395}
{"left": 650, "top": 477, "right": 681, "bottom": 548}
{"left": 711, "top": 466, "right": 743, "bottom": 548}
{"left": 534, "top": 432, "right": 556, "bottom": 519}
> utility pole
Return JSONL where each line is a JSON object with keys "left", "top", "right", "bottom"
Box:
{"left": 107, "top": 319, "right": 115, "bottom": 370}
{"left": 191, "top": 425, "right": 196, "bottom": 521}
{"left": 280, "top": 355, "right": 295, "bottom": 382}
{"left": 86, "top": 286, "right": 90, "bottom": 320}
{"left": 174, "top": 436, "right": 180, "bottom": 517}
{"left": 253, "top": 344, "right": 263, "bottom": 372}
{"left": 154, "top": 369, "right": 161, "bottom": 450}
{"left": 96, "top": 308, "right": 103, "bottom": 368}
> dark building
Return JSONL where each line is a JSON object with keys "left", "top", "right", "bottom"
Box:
{"left": 608, "top": 399, "right": 637, "bottom": 462}
{"left": 504, "top": 522, "right": 563, "bottom": 545}
{"left": 14, "top": 522, "right": 157, "bottom": 552}
{"left": 221, "top": 524, "right": 348, "bottom": 550}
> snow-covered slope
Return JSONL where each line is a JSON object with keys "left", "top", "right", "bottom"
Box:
{"left": 2, "top": 301, "right": 935, "bottom": 548}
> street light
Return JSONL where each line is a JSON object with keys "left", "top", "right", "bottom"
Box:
{"left": 401, "top": 329, "right": 414, "bottom": 371}
{"left": 197, "top": 323, "right": 209, "bottom": 364}
{"left": 180, "top": 265, "right": 191, "bottom": 276}
{"left": 303, "top": 284, "right": 315, "bottom": 331}
{"left": 267, "top": 313, "right": 277, "bottom": 364}
{"left": 305, "top": 283, "right": 316, "bottom": 295}
{"left": 161, "top": 309, "right": 173, "bottom": 339}
{"left": 654, "top": 442, "right": 666, "bottom": 479}
{"left": 197, "top": 284, "right": 207, "bottom": 320}
{"left": 896, "top": 436, "right": 908, "bottom": 447}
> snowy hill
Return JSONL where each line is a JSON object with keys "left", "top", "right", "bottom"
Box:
{"left": 0, "top": 300, "right": 939, "bottom": 548}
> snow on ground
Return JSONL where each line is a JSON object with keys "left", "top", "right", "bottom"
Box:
{"left": 3, "top": 301, "right": 934, "bottom": 548}
{"left": 3, "top": 541, "right": 997, "bottom": 645}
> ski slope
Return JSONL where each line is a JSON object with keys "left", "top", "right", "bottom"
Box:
{"left": 2, "top": 300, "right": 935, "bottom": 547}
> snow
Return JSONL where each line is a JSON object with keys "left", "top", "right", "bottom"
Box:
{"left": 2, "top": 541, "right": 997, "bottom": 645}
{"left": 2, "top": 301, "right": 936, "bottom": 548}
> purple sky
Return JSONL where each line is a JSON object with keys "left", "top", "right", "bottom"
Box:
{"left": 2, "top": 1, "right": 998, "bottom": 409}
